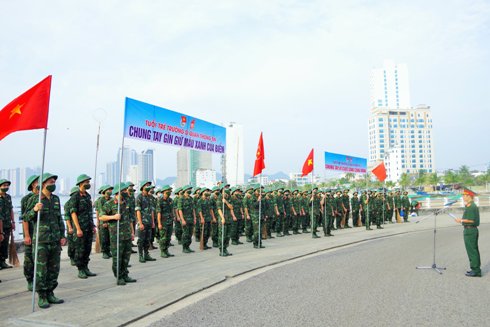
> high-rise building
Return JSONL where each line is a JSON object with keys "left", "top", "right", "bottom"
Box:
{"left": 225, "top": 122, "right": 244, "bottom": 186}
{"left": 369, "top": 61, "right": 435, "bottom": 181}
{"left": 138, "top": 149, "right": 154, "bottom": 183}
{"left": 370, "top": 60, "right": 411, "bottom": 109}
{"left": 176, "top": 149, "right": 212, "bottom": 187}
{"left": 106, "top": 161, "right": 119, "bottom": 186}
{"left": 368, "top": 106, "right": 436, "bottom": 180}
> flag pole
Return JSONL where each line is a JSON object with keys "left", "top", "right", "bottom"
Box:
{"left": 258, "top": 174, "right": 262, "bottom": 248}
{"left": 93, "top": 122, "right": 101, "bottom": 251}
{"left": 221, "top": 186, "right": 225, "bottom": 256}
{"left": 310, "top": 170, "right": 314, "bottom": 237}
{"left": 31, "top": 128, "right": 48, "bottom": 312}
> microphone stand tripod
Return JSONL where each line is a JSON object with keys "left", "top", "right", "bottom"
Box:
{"left": 416, "top": 206, "right": 450, "bottom": 274}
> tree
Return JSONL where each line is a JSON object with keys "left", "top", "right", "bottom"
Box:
{"left": 457, "top": 165, "right": 474, "bottom": 185}
{"left": 399, "top": 173, "right": 410, "bottom": 190}
{"left": 385, "top": 181, "right": 396, "bottom": 188}
{"left": 345, "top": 173, "right": 355, "bottom": 183}
{"left": 443, "top": 170, "right": 457, "bottom": 185}
{"left": 426, "top": 172, "right": 440, "bottom": 191}
{"left": 414, "top": 171, "right": 426, "bottom": 189}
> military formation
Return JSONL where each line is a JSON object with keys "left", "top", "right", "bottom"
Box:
{"left": 0, "top": 174, "right": 420, "bottom": 308}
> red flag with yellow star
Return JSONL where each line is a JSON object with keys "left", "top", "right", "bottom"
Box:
{"left": 0, "top": 76, "right": 51, "bottom": 141}
{"left": 302, "top": 148, "right": 314, "bottom": 176}
{"left": 253, "top": 132, "right": 265, "bottom": 177}
{"left": 371, "top": 161, "right": 387, "bottom": 182}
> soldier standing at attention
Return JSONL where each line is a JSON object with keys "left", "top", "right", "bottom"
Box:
{"left": 310, "top": 188, "right": 321, "bottom": 238}
{"left": 136, "top": 181, "right": 156, "bottom": 263}
{"left": 455, "top": 188, "right": 481, "bottom": 277}
{"left": 157, "top": 185, "right": 175, "bottom": 258}
{"left": 179, "top": 185, "right": 196, "bottom": 253}
{"left": 193, "top": 188, "right": 202, "bottom": 243}
{"left": 126, "top": 182, "right": 137, "bottom": 251}
{"left": 342, "top": 189, "right": 351, "bottom": 228}
{"left": 394, "top": 191, "right": 402, "bottom": 222}
{"left": 21, "top": 175, "right": 39, "bottom": 290}
{"left": 401, "top": 191, "right": 410, "bottom": 222}
{"left": 350, "top": 191, "right": 361, "bottom": 227}
{"left": 217, "top": 189, "right": 235, "bottom": 256}
{"left": 210, "top": 187, "right": 220, "bottom": 247}
{"left": 173, "top": 187, "right": 183, "bottom": 245}
{"left": 0, "top": 179, "right": 15, "bottom": 269}
{"left": 70, "top": 174, "right": 97, "bottom": 279}
{"left": 65, "top": 187, "right": 78, "bottom": 266}
{"left": 99, "top": 182, "right": 136, "bottom": 285}
{"left": 230, "top": 188, "right": 244, "bottom": 245}
{"left": 25, "top": 173, "right": 66, "bottom": 308}
{"left": 95, "top": 185, "right": 113, "bottom": 259}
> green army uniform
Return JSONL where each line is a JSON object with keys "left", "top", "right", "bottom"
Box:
{"left": 178, "top": 186, "right": 196, "bottom": 253}
{"left": 301, "top": 193, "right": 310, "bottom": 232}
{"left": 386, "top": 192, "right": 394, "bottom": 223}
{"left": 410, "top": 198, "right": 420, "bottom": 216}
{"left": 94, "top": 185, "right": 113, "bottom": 259}
{"left": 197, "top": 190, "right": 213, "bottom": 249}
{"left": 126, "top": 183, "right": 137, "bottom": 248}
{"left": 217, "top": 191, "right": 233, "bottom": 256}
{"left": 248, "top": 186, "right": 265, "bottom": 248}
{"left": 64, "top": 188, "right": 78, "bottom": 266}
{"left": 242, "top": 188, "right": 255, "bottom": 241}
{"left": 100, "top": 183, "right": 136, "bottom": 285}
{"left": 70, "top": 174, "right": 96, "bottom": 278}
{"left": 283, "top": 191, "right": 292, "bottom": 236}
{"left": 24, "top": 173, "right": 65, "bottom": 308}
{"left": 275, "top": 190, "right": 285, "bottom": 237}
{"left": 210, "top": 188, "right": 220, "bottom": 247}
{"left": 342, "top": 191, "right": 351, "bottom": 228}
{"left": 321, "top": 193, "right": 333, "bottom": 237}
{"left": 157, "top": 186, "right": 175, "bottom": 257}
{"left": 462, "top": 197, "right": 481, "bottom": 277}
{"left": 291, "top": 191, "right": 302, "bottom": 234}
{"left": 148, "top": 186, "right": 158, "bottom": 247}
{"left": 135, "top": 181, "right": 156, "bottom": 262}
{"left": 394, "top": 192, "right": 402, "bottom": 222}
{"left": 325, "top": 193, "right": 336, "bottom": 233}
{"left": 363, "top": 192, "right": 372, "bottom": 230}
{"left": 351, "top": 193, "right": 361, "bottom": 227}
{"left": 334, "top": 192, "right": 343, "bottom": 229}
{"left": 309, "top": 189, "right": 321, "bottom": 238}
{"left": 401, "top": 192, "right": 410, "bottom": 222}
{"left": 173, "top": 188, "right": 183, "bottom": 244}
{"left": 237, "top": 191, "right": 245, "bottom": 236}
{"left": 264, "top": 192, "right": 275, "bottom": 238}
{"left": 193, "top": 188, "right": 202, "bottom": 242}
{"left": 0, "top": 179, "right": 14, "bottom": 269}
{"left": 21, "top": 175, "right": 39, "bottom": 289}
{"left": 230, "top": 189, "right": 244, "bottom": 245}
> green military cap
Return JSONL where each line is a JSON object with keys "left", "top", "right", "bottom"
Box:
{"left": 224, "top": 188, "right": 231, "bottom": 195}
{"left": 254, "top": 184, "right": 264, "bottom": 191}
{"left": 193, "top": 187, "right": 201, "bottom": 194}
{"left": 211, "top": 186, "right": 220, "bottom": 192}
{"left": 244, "top": 185, "right": 254, "bottom": 192}
{"left": 0, "top": 179, "right": 11, "bottom": 186}
{"left": 113, "top": 182, "right": 129, "bottom": 194}
{"left": 127, "top": 181, "right": 135, "bottom": 187}
{"left": 182, "top": 185, "right": 193, "bottom": 192}
{"left": 70, "top": 186, "right": 79, "bottom": 196}
{"left": 76, "top": 174, "right": 91, "bottom": 185}
{"left": 312, "top": 187, "right": 318, "bottom": 191}
{"left": 161, "top": 185, "right": 172, "bottom": 192}
{"left": 148, "top": 185, "right": 156, "bottom": 190}
{"left": 139, "top": 180, "right": 151, "bottom": 190}
{"left": 98, "top": 185, "right": 113, "bottom": 194}
{"left": 173, "top": 186, "right": 181, "bottom": 194}
{"left": 41, "top": 172, "right": 58, "bottom": 183}
{"left": 26, "top": 175, "right": 40, "bottom": 191}
{"left": 231, "top": 187, "right": 238, "bottom": 194}
{"left": 276, "top": 187, "right": 284, "bottom": 191}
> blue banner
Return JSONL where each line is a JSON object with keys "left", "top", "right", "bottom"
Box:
{"left": 124, "top": 98, "right": 226, "bottom": 154}
{"left": 324, "top": 151, "right": 367, "bottom": 173}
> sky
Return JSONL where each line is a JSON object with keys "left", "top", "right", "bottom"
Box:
{"left": 1, "top": 0, "right": 489, "bottom": 182}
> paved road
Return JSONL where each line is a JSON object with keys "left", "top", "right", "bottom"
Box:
{"left": 1, "top": 210, "right": 488, "bottom": 327}
{"left": 151, "top": 224, "right": 490, "bottom": 327}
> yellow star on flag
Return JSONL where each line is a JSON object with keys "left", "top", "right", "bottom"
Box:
{"left": 9, "top": 104, "right": 23, "bottom": 119}
{"left": 308, "top": 159, "right": 313, "bottom": 166}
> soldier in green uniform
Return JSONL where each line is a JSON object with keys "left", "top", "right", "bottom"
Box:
{"left": 64, "top": 187, "right": 78, "bottom": 266}
{"left": 94, "top": 185, "right": 113, "bottom": 259}
{"left": 99, "top": 182, "right": 137, "bottom": 285}
{"left": 157, "top": 185, "right": 175, "bottom": 258}
{"left": 179, "top": 185, "right": 196, "bottom": 253}
{"left": 230, "top": 188, "right": 244, "bottom": 245}
{"left": 342, "top": 190, "right": 351, "bottom": 228}
{"left": 242, "top": 186, "right": 254, "bottom": 241}
{"left": 301, "top": 191, "right": 309, "bottom": 232}
{"left": 250, "top": 185, "right": 265, "bottom": 248}
{"left": 455, "top": 188, "right": 481, "bottom": 277}
{"left": 148, "top": 185, "right": 158, "bottom": 249}
{"left": 363, "top": 190, "right": 372, "bottom": 230}
{"left": 386, "top": 191, "right": 394, "bottom": 223}
{"left": 309, "top": 188, "right": 321, "bottom": 238}
{"left": 217, "top": 189, "right": 236, "bottom": 256}
{"left": 21, "top": 175, "right": 39, "bottom": 290}
{"left": 136, "top": 181, "right": 156, "bottom": 262}
{"left": 25, "top": 173, "right": 66, "bottom": 308}
{"left": 193, "top": 188, "right": 202, "bottom": 243}
{"left": 70, "top": 174, "right": 97, "bottom": 279}
{"left": 321, "top": 191, "right": 334, "bottom": 237}
{"left": 350, "top": 191, "right": 361, "bottom": 227}
{"left": 210, "top": 187, "right": 220, "bottom": 247}
{"left": 275, "top": 188, "right": 285, "bottom": 237}
{"left": 375, "top": 192, "right": 384, "bottom": 229}
{"left": 283, "top": 190, "right": 293, "bottom": 236}
{"left": 173, "top": 187, "right": 183, "bottom": 245}
{"left": 126, "top": 182, "right": 137, "bottom": 251}
{"left": 394, "top": 191, "right": 402, "bottom": 222}
{"left": 197, "top": 188, "right": 214, "bottom": 249}
{"left": 0, "top": 179, "right": 15, "bottom": 269}
{"left": 401, "top": 191, "right": 410, "bottom": 222}
{"left": 264, "top": 190, "right": 275, "bottom": 239}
